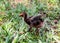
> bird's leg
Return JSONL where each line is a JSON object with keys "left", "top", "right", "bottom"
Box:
{"left": 27, "top": 26, "right": 32, "bottom": 32}
{"left": 35, "top": 28, "right": 40, "bottom": 35}
{"left": 28, "top": 23, "right": 33, "bottom": 32}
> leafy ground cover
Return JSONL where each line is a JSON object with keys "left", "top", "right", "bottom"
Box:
{"left": 0, "top": 0, "right": 60, "bottom": 43}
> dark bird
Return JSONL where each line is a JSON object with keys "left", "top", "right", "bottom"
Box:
{"left": 19, "top": 12, "right": 44, "bottom": 35}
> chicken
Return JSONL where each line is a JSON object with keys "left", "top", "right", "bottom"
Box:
{"left": 19, "top": 12, "right": 44, "bottom": 35}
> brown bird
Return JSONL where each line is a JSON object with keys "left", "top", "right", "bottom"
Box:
{"left": 19, "top": 12, "right": 44, "bottom": 35}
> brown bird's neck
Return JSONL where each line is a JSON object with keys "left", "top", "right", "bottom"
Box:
{"left": 24, "top": 13, "right": 28, "bottom": 20}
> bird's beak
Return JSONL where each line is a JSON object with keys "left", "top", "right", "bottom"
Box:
{"left": 19, "top": 14, "right": 23, "bottom": 17}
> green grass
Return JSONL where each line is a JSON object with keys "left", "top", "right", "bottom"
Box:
{"left": 0, "top": 0, "right": 60, "bottom": 43}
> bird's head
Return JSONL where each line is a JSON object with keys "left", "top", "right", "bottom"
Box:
{"left": 19, "top": 12, "right": 27, "bottom": 17}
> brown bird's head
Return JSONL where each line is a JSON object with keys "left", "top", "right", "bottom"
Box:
{"left": 19, "top": 12, "right": 27, "bottom": 17}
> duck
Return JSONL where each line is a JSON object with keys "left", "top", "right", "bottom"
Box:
{"left": 19, "top": 12, "right": 44, "bottom": 35}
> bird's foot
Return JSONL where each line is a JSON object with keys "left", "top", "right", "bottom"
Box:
{"left": 27, "top": 28, "right": 33, "bottom": 32}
